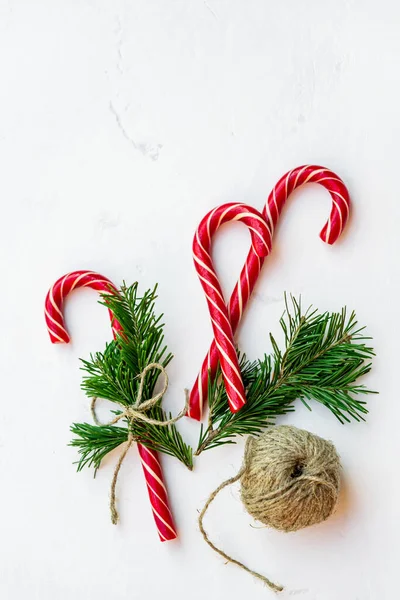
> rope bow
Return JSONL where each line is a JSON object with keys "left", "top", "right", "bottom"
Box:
{"left": 91, "top": 362, "right": 188, "bottom": 524}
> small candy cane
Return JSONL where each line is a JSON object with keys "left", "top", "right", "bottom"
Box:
{"left": 188, "top": 165, "right": 350, "bottom": 420}
{"left": 45, "top": 270, "right": 177, "bottom": 541}
{"left": 192, "top": 203, "right": 272, "bottom": 414}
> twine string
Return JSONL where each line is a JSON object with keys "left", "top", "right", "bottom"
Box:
{"left": 198, "top": 464, "right": 283, "bottom": 593}
{"left": 91, "top": 362, "right": 188, "bottom": 524}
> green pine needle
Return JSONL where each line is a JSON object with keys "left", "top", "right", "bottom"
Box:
{"left": 70, "top": 283, "right": 193, "bottom": 471}
{"left": 196, "top": 295, "right": 376, "bottom": 455}
{"left": 70, "top": 422, "right": 129, "bottom": 473}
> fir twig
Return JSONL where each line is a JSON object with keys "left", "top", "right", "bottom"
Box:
{"left": 70, "top": 283, "right": 193, "bottom": 471}
{"left": 196, "top": 295, "right": 376, "bottom": 455}
{"left": 70, "top": 423, "right": 129, "bottom": 473}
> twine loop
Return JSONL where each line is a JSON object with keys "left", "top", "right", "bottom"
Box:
{"left": 91, "top": 362, "right": 188, "bottom": 524}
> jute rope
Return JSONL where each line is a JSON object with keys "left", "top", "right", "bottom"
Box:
{"left": 91, "top": 362, "right": 188, "bottom": 524}
{"left": 198, "top": 465, "right": 283, "bottom": 593}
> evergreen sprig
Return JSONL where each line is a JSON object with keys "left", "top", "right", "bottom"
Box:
{"left": 196, "top": 296, "right": 375, "bottom": 455}
{"left": 70, "top": 423, "right": 129, "bottom": 472}
{"left": 70, "top": 283, "right": 193, "bottom": 471}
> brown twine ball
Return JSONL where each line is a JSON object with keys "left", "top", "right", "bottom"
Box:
{"left": 199, "top": 426, "right": 341, "bottom": 592}
{"left": 241, "top": 425, "right": 341, "bottom": 533}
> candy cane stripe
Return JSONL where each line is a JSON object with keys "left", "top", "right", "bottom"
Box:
{"left": 285, "top": 170, "right": 292, "bottom": 196}
{"left": 313, "top": 176, "right": 343, "bottom": 185}
{"left": 196, "top": 272, "right": 226, "bottom": 304}
{"left": 203, "top": 294, "right": 234, "bottom": 327}
{"left": 332, "top": 199, "right": 343, "bottom": 231}
{"left": 246, "top": 224, "right": 271, "bottom": 251}
{"left": 237, "top": 279, "right": 243, "bottom": 318}
{"left": 302, "top": 168, "right": 326, "bottom": 184}
{"left": 149, "top": 506, "right": 177, "bottom": 537}
{"left": 215, "top": 340, "right": 243, "bottom": 383}
{"left": 207, "top": 206, "right": 221, "bottom": 240}
{"left": 139, "top": 457, "right": 169, "bottom": 496}
{"left": 294, "top": 165, "right": 310, "bottom": 187}
{"left": 47, "top": 327, "right": 67, "bottom": 343}
{"left": 139, "top": 466, "right": 174, "bottom": 515}
{"left": 218, "top": 204, "right": 239, "bottom": 226}
{"left": 264, "top": 200, "right": 274, "bottom": 235}
{"left": 144, "top": 481, "right": 173, "bottom": 517}
{"left": 195, "top": 229, "right": 211, "bottom": 258}
{"left": 48, "top": 288, "right": 63, "bottom": 317}
{"left": 194, "top": 259, "right": 226, "bottom": 291}
{"left": 211, "top": 318, "right": 242, "bottom": 364}
{"left": 44, "top": 307, "right": 67, "bottom": 331}
{"left": 331, "top": 190, "right": 350, "bottom": 211}
{"left": 69, "top": 271, "right": 90, "bottom": 291}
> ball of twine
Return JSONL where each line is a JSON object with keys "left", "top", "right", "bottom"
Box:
{"left": 241, "top": 425, "right": 341, "bottom": 532}
{"left": 199, "top": 426, "right": 341, "bottom": 592}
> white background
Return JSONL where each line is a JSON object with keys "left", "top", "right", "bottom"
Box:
{"left": 0, "top": 1, "right": 398, "bottom": 599}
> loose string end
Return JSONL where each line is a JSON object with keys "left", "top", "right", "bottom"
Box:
{"left": 198, "top": 467, "right": 283, "bottom": 593}
{"left": 109, "top": 433, "right": 134, "bottom": 525}
{"left": 110, "top": 506, "right": 119, "bottom": 525}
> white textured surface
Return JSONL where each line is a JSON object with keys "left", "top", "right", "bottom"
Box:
{"left": 0, "top": 1, "right": 398, "bottom": 599}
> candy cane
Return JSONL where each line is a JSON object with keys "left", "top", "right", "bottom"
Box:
{"left": 45, "top": 270, "right": 177, "bottom": 541}
{"left": 188, "top": 165, "right": 350, "bottom": 420}
{"left": 192, "top": 203, "right": 272, "bottom": 414}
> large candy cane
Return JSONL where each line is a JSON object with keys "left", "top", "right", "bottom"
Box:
{"left": 192, "top": 203, "right": 272, "bottom": 414}
{"left": 45, "top": 270, "right": 177, "bottom": 541}
{"left": 188, "top": 165, "right": 350, "bottom": 420}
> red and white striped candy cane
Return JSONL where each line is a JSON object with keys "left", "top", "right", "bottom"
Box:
{"left": 192, "top": 203, "right": 272, "bottom": 414}
{"left": 44, "top": 270, "right": 122, "bottom": 343}
{"left": 188, "top": 165, "right": 350, "bottom": 420}
{"left": 45, "top": 270, "right": 177, "bottom": 542}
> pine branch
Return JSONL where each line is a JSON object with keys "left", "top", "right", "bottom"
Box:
{"left": 81, "top": 283, "right": 173, "bottom": 404}
{"left": 196, "top": 296, "right": 376, "bottom": 455}
{"left": 70, "top": 283, "right": 193, "bottom": 471}
{"left": 70, "top": 423, "right": 129, "bottom": 473}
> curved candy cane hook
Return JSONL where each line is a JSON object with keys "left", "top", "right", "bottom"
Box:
{"left": 44, "top": 270, "right": 122, "bottom": 343}
{"left": 44, "top": 270, "right": 177, "bottom": 541}
{"left": 265, "top": 165, "right": 349, "bottom": 244}
{"left": 192, "top": 203, "right": 272, "bottom": 414}
{"left": 188, "top": 165, "right": 350, "bottom": 420}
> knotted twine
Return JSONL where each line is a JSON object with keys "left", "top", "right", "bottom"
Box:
{"left": 91, "top": 362, "right": 188, "bottom": 524}
{"left": 199, "top": 426, "right": 341, "bottom": 592}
